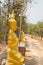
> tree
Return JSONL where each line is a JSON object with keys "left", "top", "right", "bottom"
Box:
{"left": 28, "top": 21, "right": 43, "bottom": 39}
{"left": 37, "top": 22, "right": 43, "bottom": 39}
{"left": 12, "top": 0, "right": 34, "bottom": 36}
{"left": 0, "top": 1, "right": 8, "bottom": 43}
{"left": 0, "top": 0, "right": 35, "bottom": 43}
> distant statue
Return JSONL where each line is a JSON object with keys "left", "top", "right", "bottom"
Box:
{"left": 18, "top": 31, "right": 26, "bottom": 56}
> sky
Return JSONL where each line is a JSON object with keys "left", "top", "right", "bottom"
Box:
{"left": 26, "top": 0, "right": 43, "bottom": 24}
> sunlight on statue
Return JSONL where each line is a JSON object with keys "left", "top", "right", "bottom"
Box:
{"left": 6, "top": 10, "right": 24, "bottom": 65}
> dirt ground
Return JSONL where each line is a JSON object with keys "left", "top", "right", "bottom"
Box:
{"left": 0, "top": 36, "right": 43, "bottom": 65}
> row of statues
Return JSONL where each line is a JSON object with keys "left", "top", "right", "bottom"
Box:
{"left": 6, "top": 10, "right": 25, "bottom": 65}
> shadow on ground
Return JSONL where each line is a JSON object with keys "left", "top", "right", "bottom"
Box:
{"left": 25, "top": 56, "right": 40, "bottom": 65}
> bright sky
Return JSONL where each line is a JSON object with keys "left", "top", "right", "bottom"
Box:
{"left": 26, "top": 0, "right": 43, "bottom": 24}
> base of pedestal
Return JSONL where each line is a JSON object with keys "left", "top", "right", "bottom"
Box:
{"left": 18, "top": 47, "right": 26, "bottom": 56}
{"left": 18, "top": 42, "right": 26, "bottom": 56}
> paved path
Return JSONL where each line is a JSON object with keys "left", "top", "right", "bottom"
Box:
{"left": 25, "top": 36, "right": 43, "bottom": 65}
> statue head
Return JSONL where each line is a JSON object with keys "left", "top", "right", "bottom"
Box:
{"left": 8, "top": 10, "right": 17, "bottom": 31}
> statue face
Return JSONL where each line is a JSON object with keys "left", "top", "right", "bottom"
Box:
{"left": 10, "top": 22, "right": 17, "bottom": 31}
{"left": 9, "top": 20, "right": 17, "bottom": 31}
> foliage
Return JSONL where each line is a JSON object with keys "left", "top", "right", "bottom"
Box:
{"left": 0, "top": 0, "right": 35, "bottom": 43}
{"left": 28, "top": 22, "right": 43, "bottom": 39}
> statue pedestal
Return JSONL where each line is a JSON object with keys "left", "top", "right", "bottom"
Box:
{"left": 18, "top": 42, "right": 26, "bottom": 56}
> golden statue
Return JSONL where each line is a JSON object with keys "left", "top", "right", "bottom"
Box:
{"left": 18, "top": 31, "right": 25, "bottom": 56}
{"left": 6, "top": 10, "right": 24, "bottom": 65}
{"left": 20, "top": 31, "right": 25, "bottom": 43}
